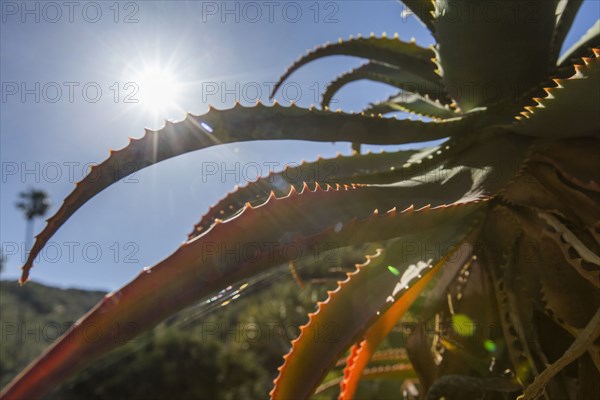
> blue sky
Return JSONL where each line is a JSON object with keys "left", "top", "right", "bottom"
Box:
{"left": 1, "top": 0, "right": 599, "bottom": 291}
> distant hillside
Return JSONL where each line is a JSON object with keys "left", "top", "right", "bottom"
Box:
{"left": 0, "top": 249, "right": 399, "bottom": 399}
{"left": 0, "top": 276, "right": 320, "bottom": 399}
{"left": 0, "top": 280, "right": 105, "bottom": 388}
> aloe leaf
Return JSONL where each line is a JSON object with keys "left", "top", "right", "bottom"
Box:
{"left": 522, "top": 309, "right": 600, "bottom": 399}
{"left": 513, "top": 210, "right": 600, "bottom": 391}
{"left": 530, "top": 227, "right": 600, "bottom": 379}
{"left": 433, "top": 0, "right": 558, "bottom": 111}
{"left": 513, "top": 49, "right": 600, "bottom": 138}
{"left": 188, "top": 149, "right": 421, "bottom": 239}
{"left": 517, "top": 211, "right": 600, "bottom": 376}
{"left": 530, "top": 137, "right": 600, "bottom": 192}
{"left": 534, "top": 162, "right": 600, "bottom": 227}
{"left": 314, "top": 362, "right": 415, "bottom": 395}
{"left": 440, "top": 259, "right": 508, "bottom": 378}
{"left": 270, "top": 200, "right": 486, "bottom": 400}
{"left": 339, "top": 248, "right": 444, "bottom": 399}
{"left": 405, "top": 323, "right": 437, "bottom": 390}
{"left": 368, "top": 348, "right": 409, "bottom": 363}
{"left": 393, "top": 211, "right": 513, "bottom": 388}
{"left": 412, "top": 242, "right": 477, "bottom": 322}
{"left": 20, "top": 103, "right": 466, "bottom": 283}
{"left": 411, "top": 132, "right": 530, "bottom": 200}
{"left": 1, "top": 182, "right": 487, "bottom": 399}
{"left": 483, "top": 207, "right": 600, "bottom": 394}
{"left": 538, "top": 212, "right": 600, "bottom": 289}
{"left": 270, "top": 34, "right": 438, "bottom": 99}
{"left": 192, "top": 131, "right": 531, "bottom": 245}
{"left": 519, "top": 211, "right": 600, "bottom": 330}
{"left": 333, "top": 348, "right": 410, "bottom": 369}
{"left": 558, "top": 20, "right": 600, "bottom": 67}
{"left": 359, "top": 363, "right": 416, "bottom": 380}
{"left": 364, "top": 91, "right": 456, "bottom": 119}
{"left": 321, "top": 61, "right": 449, "bottom": 108}
{"left": 8, "top": 114, "right": 530, "bottom": 400}
{"left": 502, "top": 161, "right": 600, "bottom": 228}
{"left": 550, "top": 0, "right": 584, "bottom": 65}
{"left": 481, "top": 207, "right": 544, "bottom": 386}
{"left": 359, "top": 132, "right": 531, "bottom": 204}
{"left": 401, "top": 0, "right": 435, "bottom": 32}
{"left": 339, "top": 240, "right": 476, "bottom": 399}
{"left": 407, "top": 237, "right": 504, "bottom": 388}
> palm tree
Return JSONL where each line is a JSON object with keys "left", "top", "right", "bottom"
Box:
{"left": 16, "top": 189, "right": 50, "bottom": 251}
{"left": 13, "top": 189, "right": 51, "bottom": 365}
{"left": 0, "top": 251, "right": 5, "bottom": 275}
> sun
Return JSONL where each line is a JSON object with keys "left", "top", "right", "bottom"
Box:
{"left": 133, "top": 65, "right": 181, "bottom": 116}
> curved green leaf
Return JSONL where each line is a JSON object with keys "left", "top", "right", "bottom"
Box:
{"left": 513, "top": 49, "right": 600, "bottom": 138}
{"left": 270, "top": 34, "right": 438, "bottom": 99}
{"left": 558, "top": 20, "right": 600, "bottom": 67}
{"left": 192, "top": 131, "right": 531, "bottom": 245}
{"left": 365, "top": 91, "right": 457, "bottom": 119}
{"left": 321, "top": 61, "right": 449, "bottom": 108}
{"left": 188, "top": 148, "right": 421, "bottom": 240}
{"left": 433, "top": 0, "right": 558, "bottom": 111}
{"left": 481, "top": 207, "right": 543, "bottom": 386}
{"left": 401, "top": 0, "right": 436, "bottom": 32}
{"left": 550, "top": 0, "right": 584, "bottom": 65}
{"left": 20, "top": 103, "right": 466, "bottom": 283}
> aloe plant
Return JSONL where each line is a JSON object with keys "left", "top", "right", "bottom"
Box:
{"left": 2, "top": 1, "right": 599, "bottom": 399}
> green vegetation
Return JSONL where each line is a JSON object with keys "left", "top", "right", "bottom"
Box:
{"left": 3, "top": 1, "right": 599, "bottom": 399}
{"left": 0, "top": 281, "right": 104, "bottom": 388}
{"left": 2, "top": 248, "right": 411, "bottom": 399}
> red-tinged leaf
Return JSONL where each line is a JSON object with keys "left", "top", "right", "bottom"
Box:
{"left": 1, "top": 183, "right": 486, "bottom": 400}
{"left": 339, "top": 239, "right": 477, "bottom": 399}
{"left": 188, "top": 148, "right": 421, "bottom": 239}
{"left": 339, "top": 264, "right": 440, "bottom": 399}
{"left": 270, "top": 200, "right": 487, "bottom": 400}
